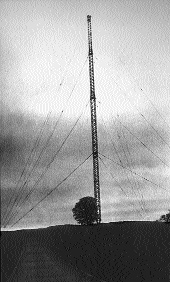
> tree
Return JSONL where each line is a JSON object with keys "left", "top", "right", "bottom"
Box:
{"left": 157, "top": 210, "right": 170, "bottom": 223}
{"left": 72, "top": 196, "right": 98, "bottom": 225}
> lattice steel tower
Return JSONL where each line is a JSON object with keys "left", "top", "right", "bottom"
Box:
{"left": 87, "top": 15, "right": 101, "bottom": 223}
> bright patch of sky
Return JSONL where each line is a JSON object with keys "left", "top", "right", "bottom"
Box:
{"left": 1, "top": 0, "right": 170, "bottom": 121}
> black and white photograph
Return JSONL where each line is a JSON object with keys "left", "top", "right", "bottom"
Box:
{"left": 1, "top": 0, "right": 170, "bottom": 281}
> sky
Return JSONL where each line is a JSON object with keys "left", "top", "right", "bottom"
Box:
{"left": 1, "top": 0, "right": 170, "bottom": 230}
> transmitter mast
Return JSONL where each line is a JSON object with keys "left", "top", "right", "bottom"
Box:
{"left": 87, "top": 15, "right": 101, "bottom": 223}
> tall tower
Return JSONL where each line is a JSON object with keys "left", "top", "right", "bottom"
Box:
{"left": 87, "top": 15, "right": 101, "bottom": 223}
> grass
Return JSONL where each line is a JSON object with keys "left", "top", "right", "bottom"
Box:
{"left": 1, "top": 221, "right": 170, "bottom": 281}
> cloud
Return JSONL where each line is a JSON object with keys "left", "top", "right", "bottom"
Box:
{"left": 1, "top": 108, "right": 168, "bottom": 175}
{"left": 1, "top": 108, "right": 169, "bottom": 228}
{"left": 102, "top": 196, "right": 170, "bottom": 221}
{"left": 100, "top": 114, "right": 169, "bottom": 168}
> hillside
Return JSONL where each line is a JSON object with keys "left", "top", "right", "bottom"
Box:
{"left": 1, "top": 222, "right": 170, "bottom": 281}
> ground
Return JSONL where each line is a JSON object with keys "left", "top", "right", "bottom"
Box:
{"left": 1, "top": 222, "right": 170, "bottom": 281}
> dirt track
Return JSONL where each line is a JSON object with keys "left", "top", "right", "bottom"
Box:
{"left": 6, "top": 240, "right": 103, "bottom": 282}
{"left": 1, "top": 222, "right": 170, "bottom": 281}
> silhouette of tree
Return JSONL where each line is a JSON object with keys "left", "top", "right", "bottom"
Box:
{"left": 157, "top": 210, "right": 170, "bottom": 223}
{"left": 72, "top": 196, "right": 98, "bottom": 225}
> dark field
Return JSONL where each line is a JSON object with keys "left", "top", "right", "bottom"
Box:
{"left": 1, "top": 221, "right": 170, "bottom": 281}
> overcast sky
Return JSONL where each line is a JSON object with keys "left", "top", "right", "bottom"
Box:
{"left": 1, "top": 0, "right": 170, "bottom": 230}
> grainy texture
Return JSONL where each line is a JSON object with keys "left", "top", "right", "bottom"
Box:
{"left": 1, "top": 222, "right": 170, "bottom": 281}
